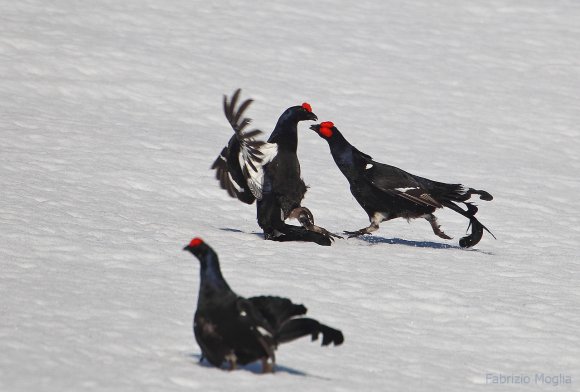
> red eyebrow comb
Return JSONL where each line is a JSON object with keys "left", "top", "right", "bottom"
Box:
{"left": 188, "top": 238, "right": 204, "bottom": 247}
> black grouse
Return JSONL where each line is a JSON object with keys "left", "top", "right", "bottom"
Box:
{"left": 310, "top": 121, "right": 495, "bottom": 248}
{"left": 183, "top": 237, "right": 344, "bottom": 373}
{"left": 212, "top": 89, "right": 339, "bottom": 246}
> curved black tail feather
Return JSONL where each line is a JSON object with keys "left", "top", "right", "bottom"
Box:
{"left": 276, "top": 318, "right": 344, "bottom": 346}
{"left": 442, "top": 200, "right": 495, "bottom": 248}
{"left": 466, "top": 188, "right": 493, "bottom": 201}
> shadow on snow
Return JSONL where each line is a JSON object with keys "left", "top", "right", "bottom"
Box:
{"left": 219, "top": 227, "right": 494, "bottom": 254}
{"left": 356, "top": 235, "right": 494, "bottom": 254}
{"left": 189, "top": 353, "right": 330, "bottom": 379}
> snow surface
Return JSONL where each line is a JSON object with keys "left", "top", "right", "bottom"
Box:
{"left": 1, "top": 0, "right": 580, "bottom": 391}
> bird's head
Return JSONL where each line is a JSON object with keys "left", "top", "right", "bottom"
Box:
{"left": 183, "top": 237, "right": 210, "bottom": 260}
{"left": 310, "top": 121, "right": 337, "bottom": 140}
{"left": 283, "top": 102, "right": 318, "bottom": 123}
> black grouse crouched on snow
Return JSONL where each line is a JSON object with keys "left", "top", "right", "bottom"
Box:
{"left": 183, "top": 237, "right": 344, "bottom": 373}
{"left": 211, "top": 89, "right": 339, "bottom": 246}
{"left": 310, "top": 122, "right": 495, "bottom": 248}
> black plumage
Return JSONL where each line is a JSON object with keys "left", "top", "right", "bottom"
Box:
{"left": 310, "top": 122, "right": 495, "bottom": 248}
{"left": 183, "top": 237, "right": 344, "bottom": 373}
{"left": 211, "top": 89, "right": 339, "bottom": 246}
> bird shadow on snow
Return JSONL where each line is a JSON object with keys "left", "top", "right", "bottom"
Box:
{"left": 189, "top": 353, "right": 330, "bottom": 379}
{"left": 219, "top": 228, "right": 494, "bottom": 255}
{"left": 219, "top": 228, "right": 265, "bottom": 238}
{"left": 356, "top": 235, "right": 494, "bottom": 254}
{"left": 219, "top": 227, "right": 247, "bottom": 234}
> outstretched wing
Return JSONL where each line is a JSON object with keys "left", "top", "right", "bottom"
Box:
{"left": 211, "top": 89, "right": 277, "bottom": 203}
{"left": 235, "top": 297, "right": 277, "bottom": 358}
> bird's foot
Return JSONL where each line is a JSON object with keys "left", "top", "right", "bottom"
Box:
{"left": 225, "top": 353, "right": 237, "bottom": 371}
{"left": 425, "top": 214, "right": 452, "bottom": 240}
{"left": 344, "top": 220, "right": 380, "bottom": 239}
{"left": 290, "top": 206, "right": 342, "bottom": 241}
{"left": 343, "top": 229, "right": 371, "bottom": 238}
{"left": 435, "top": 231, "right": 452, "bottom": 240}
{"left": 314, "top": 226, "right": 343, "bottom": 241}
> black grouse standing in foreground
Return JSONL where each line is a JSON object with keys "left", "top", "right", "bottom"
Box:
{"left": 212, "top": 89, "right": 339, "bottom": 246}
{"left": 310, "top": 122, "right": 495, "bottom": 248}
{"left": 183, "top": 237, "right": 344, "bottom": 373}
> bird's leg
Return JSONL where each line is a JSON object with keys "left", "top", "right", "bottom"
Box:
{"left": 225, "top": 353, "right": 237, "bottom": 371}
{"left": 261, "top": 357, "right": 275, "bottom": 374}
{"left": 344, "top": 212, "right": 384, "bottom": 238}
{"left": 288, "top": 207, "right": 342, "bottom": 240}
{"left": 425, "top": 214, "right": 452, "bottom": 240}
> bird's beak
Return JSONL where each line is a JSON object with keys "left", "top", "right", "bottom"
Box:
{"left": 307, "top": 112, "right": 318, "bottom": 122}
{"left": 182, "top": 245, "right": 190, "bottom": 251}
{"left": 309, "top": 124, "right": 320, "bottom": 132}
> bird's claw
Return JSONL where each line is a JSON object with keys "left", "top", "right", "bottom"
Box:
{"left": 291, "top": 207, "right": 343, "bottom": 240}
{"left": 324, "top": 230, "right": 343, "bottom": 241}
{"left": 343, "top": 230, "right": 369, "bottom": 239}
{"left": 314, "top": 227, "right": 342, "bottom": 241}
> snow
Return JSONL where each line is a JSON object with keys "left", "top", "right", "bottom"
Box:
{"left": 1, "top": 0, "right": 579, "bottom": 391}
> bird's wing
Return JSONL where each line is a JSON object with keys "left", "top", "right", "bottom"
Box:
{"left": 223, "top": 89, "right": 269, "bottom": 190}
{"left": 362, "top": 158, "right": 443, "bottom": 209}
{"left": 235, "top": 297, "right": 277, "bottom": 355}
{"left": 212, "top": 89, "right": 277, "bottom": 202}
{"left": 193, "top": 311, "right": 228, "bottom": 367}
{"left": 242, "top": 142, "right": 277, "bottom": 200}
{"left": 211, "top": 142, "right": 246, "bottom": 200}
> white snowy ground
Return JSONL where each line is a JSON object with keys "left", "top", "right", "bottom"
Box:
{"left": 1, "top": 0, "right": 579, "bottom": 391}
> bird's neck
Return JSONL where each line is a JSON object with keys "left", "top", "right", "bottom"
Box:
{"left": 198, "top": 254, "right": 231, "bottom": 296}
{"left": 268, "top": 116, "right": 298, "bottom": 152}
{"left": 328, "top": 133, "right": 355, "bottom": 170}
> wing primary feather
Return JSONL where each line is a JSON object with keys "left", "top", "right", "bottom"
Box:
{"left": 227, "top": 89, "right": 241, "bottom": 121}
{"left": 233, "top": 99, "right": 254, "bottom": 127}
{"left": 242, "top": 129, "right": 262, "bottom": 140}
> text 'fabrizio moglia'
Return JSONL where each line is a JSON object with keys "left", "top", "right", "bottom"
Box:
{"left": 486, "top": 373, "right": 572, "bottom": 386}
